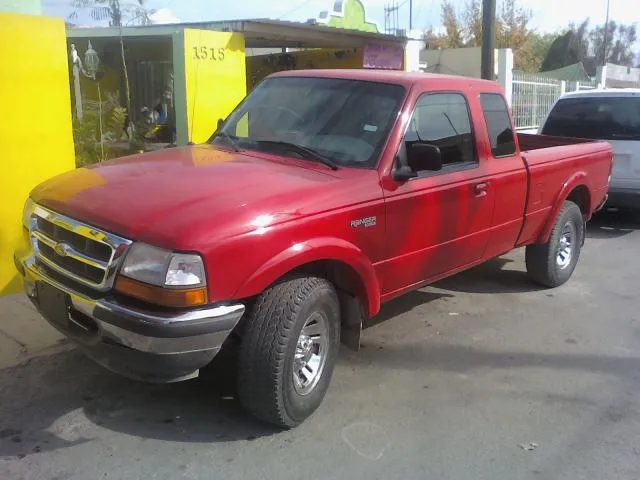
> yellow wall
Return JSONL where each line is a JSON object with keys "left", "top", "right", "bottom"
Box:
{"left": 0, "top": 13, "right": 75, "bottom": 295}
{"left": 183, "top": 29, "right": 247, "bottom": 144}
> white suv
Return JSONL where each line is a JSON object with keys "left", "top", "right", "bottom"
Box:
{"left": 540, "top": 89, "right": 640, "bottom": 209}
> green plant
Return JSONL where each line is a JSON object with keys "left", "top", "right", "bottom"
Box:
{"left": 73, "top": 91, "right": 131, "bottom": 167}
{"left": 73, "top": 110, "right": 106, "bottom": 167}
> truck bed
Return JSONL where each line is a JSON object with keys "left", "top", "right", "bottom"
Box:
{"left": 517, "top": 132, "right": 595, "bottom": 151}
{"left": 516, "top": 133, "right": 613, "bottom": 246}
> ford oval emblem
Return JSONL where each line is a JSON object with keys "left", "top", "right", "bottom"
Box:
{"left": 54, "top": 242, "right": 71, "bottom": 257}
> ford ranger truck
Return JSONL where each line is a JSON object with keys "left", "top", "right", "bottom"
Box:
{"left": 15, "top": 70, "right": 613, "bottom": 428}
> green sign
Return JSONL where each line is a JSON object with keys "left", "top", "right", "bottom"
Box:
{"left": 317, "top": 0, "right": 380, "bottom": 33}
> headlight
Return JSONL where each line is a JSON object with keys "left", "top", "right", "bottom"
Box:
{"left": 165, "top": 253, "right": 207, "bottom": 286}
{"left": 22, "top": 197, "right": 34, "bottom": 229}
{"left": 120, "top": 243, "right": 206, "bottom": 287}
{"left": 117, "top": 243, "right": 208, "bottom": 308}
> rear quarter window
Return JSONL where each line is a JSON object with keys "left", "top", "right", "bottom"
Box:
{"left": 479, "top": 93, "right": 516, "bottom": 157}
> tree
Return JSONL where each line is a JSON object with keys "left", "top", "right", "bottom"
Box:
{"left": 424, "top": 0, "right": 536, "bottom": 71}
{"left": 540, "top": 20, "right": 590, "bottom": 71}
{"left": 462, "top": 0, "right": 482, "bottom": 47}
{"left": 497, "top": 0, "right": 531, "bottom": 52}
{"left": 540, "top": 20, "right": 589, "bottom": 71}
{"left": 69, "top": 0, "right": 152, "bottom": 27}
{"left": 519, "top": 32, "right": 556, "bottom": 73}
{"left": 424, "top": 1, "right": 464, "bottom": 49}
{"left": 591, "top": 22, "right": 638, "bottom": 66}
{"left": 541, "top": 19, "right": 637, "bottom": 71}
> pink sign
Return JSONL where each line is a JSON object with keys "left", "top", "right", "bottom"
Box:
{"left": 363, "top": 43, "right": 404, "bottom": 70}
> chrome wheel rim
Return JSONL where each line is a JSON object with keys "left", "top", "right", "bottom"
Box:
{"left": 556, "top": 223, "right": 575, "bottom": 269}
{"left": 293, "top": 312, "right": 329, "bottom": 396}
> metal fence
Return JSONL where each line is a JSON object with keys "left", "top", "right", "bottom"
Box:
{"left": 511, "top": 72, "right": 563, "bottom": 130}
{"left": 566, "top": 80, "right": 598, "bottom": 92}
{"left": 133, "top": 61, "right": 174, "bottom": 121}
{"left": 511, "top": 73, "right": 600, "bottom": 130}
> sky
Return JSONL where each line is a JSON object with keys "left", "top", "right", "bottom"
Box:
{"left": 43, "top": 0, "right": 639, "bottom": 37}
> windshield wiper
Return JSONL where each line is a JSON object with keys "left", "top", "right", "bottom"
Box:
{"left": 256, "top": 140, "right": 339, "bottom": 170}
{"left": 214, "top": 132, "right": 241, "bottom": 152}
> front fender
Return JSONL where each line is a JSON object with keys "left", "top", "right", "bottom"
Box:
{"left": 234, "top": 237, "right": 381, "bottom": 317}
{"left": 537, "top": 172, "right": 590, "bottom": 244}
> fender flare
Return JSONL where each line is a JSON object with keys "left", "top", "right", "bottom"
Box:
{"left": 234, "top": 237, "right": 381, "bottom": 317}
{"left": 537, "top": 172, "right": 590, "bottom": 244}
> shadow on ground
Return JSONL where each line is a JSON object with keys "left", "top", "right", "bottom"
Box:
{"left": 369, "top": 257, "right": 543, "bottom": 332}
{"left": 1, "top": 290, "right": 457, "bottom": 460}
{"left": 366, "top": 289, "right": 454, "bottom": 329}
{"left": 434, "top": 257, "right": 543, "bottom": 295}
{"left": 3, "top": 336, "right": 640, "bottom": 461}
{"left": 0, "top": 348, "right": 279, "bottom": 460}
{"left": 354, "top": 341, "right": 640, "bottom": 380}
{"left": 587, "top": 210, "right": 640, "bottom": 239}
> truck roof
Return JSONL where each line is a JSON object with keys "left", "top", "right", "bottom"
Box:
{"left": 270, "top": 69, "right": 502, "bottom": 91}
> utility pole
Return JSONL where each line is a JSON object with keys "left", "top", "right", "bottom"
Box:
{"left": 601, "top": 0, "right": 611, "bottom": 65}
{"left": 409, "top": 0, "right": 413, "bottom": 30}
{"left": 480, "top": 0, "right": 496, "bottom": 80}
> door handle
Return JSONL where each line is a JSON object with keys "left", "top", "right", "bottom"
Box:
{"left": 474, "top": 182, "right": 489, "bottom": 197}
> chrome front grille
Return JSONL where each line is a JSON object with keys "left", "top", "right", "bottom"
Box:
{"left": 28, "top": 204, "right": 132, "bottom": 291}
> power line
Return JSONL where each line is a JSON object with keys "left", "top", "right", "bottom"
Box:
{"left": 384, "top": 0, "right": 414, "bottom": 34}
{"left": 417, "top": 0, "right": 438, "bottom": 29}
{"left": 277, "top": 0, "right": 316, "bottom": 20}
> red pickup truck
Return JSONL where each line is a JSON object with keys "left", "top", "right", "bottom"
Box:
{"left": 15, "top": 70, "right": 612, "bottom": 428}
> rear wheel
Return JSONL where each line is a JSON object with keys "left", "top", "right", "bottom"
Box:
{"left": 237, "top": 276, "right": 340, "bottom": 428}
{"left": 526, "top": 201, "right": 584, "bottom": 288}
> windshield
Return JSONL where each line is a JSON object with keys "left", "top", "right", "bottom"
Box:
{"left": 210, "top": 76, "right": 406, "bottom": 168}
{"left": 541, "top": 96, "right": 640, "bottom": 140}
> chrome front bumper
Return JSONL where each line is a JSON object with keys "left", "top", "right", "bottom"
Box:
{"left": 15, "top": 253, "right": 245, "bottom": 383}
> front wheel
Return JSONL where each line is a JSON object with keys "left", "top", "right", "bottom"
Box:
{"left": 526, "top": 200, "right": 584, "bottom": 288}
{"left": 237, "top": 276, "right": 340, "bottom": 428}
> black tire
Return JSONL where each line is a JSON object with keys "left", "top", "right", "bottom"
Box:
{"left": 526, "top": 200, "right": 584, "bottom": 288}
{"left": 237, "top": 276, "right": 340, "bottom": 428}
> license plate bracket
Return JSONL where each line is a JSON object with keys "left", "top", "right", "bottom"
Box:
{"left": 35, "top": 282, "right": 71, "bottom": 329}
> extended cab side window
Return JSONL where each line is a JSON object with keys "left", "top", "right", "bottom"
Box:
{"left": 479, "top": 93, "right": 516, "bottom": 157}
{"left": 403, "top": 93, "right": 477, "bottom": 172}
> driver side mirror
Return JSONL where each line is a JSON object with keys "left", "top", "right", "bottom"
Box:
{"left": 393, "top": 143, "right": 443, "bottom": 181}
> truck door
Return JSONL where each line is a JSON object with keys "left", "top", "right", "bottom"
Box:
{"left": 381, "top": 91, "right": 494, "bottom": 296}
{"left": 476, "top": 93, "right": 528, "bottom": 259}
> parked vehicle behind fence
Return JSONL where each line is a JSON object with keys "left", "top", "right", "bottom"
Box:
{"left": 15, "top": 70, "right": 612, "bottom": 428}
{"left": 540, "top": 89, "right": 640, "bottom": 210}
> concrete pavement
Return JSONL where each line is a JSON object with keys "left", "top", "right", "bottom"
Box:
{"left": 0, "top": 294, "right": 67, "bottom": 369}
{"left": 1, "top": 210, "right": 639, "bottom": 480}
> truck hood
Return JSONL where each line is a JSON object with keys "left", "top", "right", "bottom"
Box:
{"left": 31, "top": 145, "right": 379, "bottom": 250}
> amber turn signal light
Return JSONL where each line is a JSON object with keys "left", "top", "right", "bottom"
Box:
{"left": 115, "top": 276, "right": 208, "bottom": 308}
